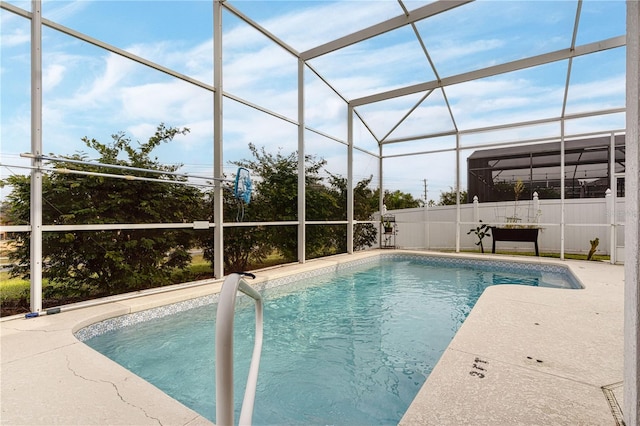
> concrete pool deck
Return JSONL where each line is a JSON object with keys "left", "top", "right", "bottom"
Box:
{"left": 0, "top": 250, "right": 625, "bottom": 425}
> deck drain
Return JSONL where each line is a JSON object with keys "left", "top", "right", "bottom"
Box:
{"left": 601, "top": 382, "right": 624, "bottom": 426}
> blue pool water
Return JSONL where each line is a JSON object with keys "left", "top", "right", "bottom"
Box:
{"left": 84, "top": 257, "right": 579, "bottom": 425}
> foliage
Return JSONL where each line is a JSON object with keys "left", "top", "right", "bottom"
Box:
{"left": 2, "top": 134, "right": 417, "bottom": 305}
{"left": 0, "top": 273, "right": 34, "bottom": 300}
{"left": 467, "top": 220, "right": 491, "bottom": 253}
{"left": 199, "top": 144, "right": 380, "bottom": 271}
{"left": 0, "top": 201, "right": 11, "bottom": 224}
{"left": 513, "top": 179, "right": 525, "bottom": 202}
{"left": 506, "top": 178, "right": 526, "bottom": 222}
{"left": 198, "top": 181, "right": 272, "bottom": 274}
{"left": 587, "top": 237, "right": 599, "bottom": 261}
{"left": 438, "top": 187, "right": 468, "bottom": 206}
{"left": 531, "top": 186, "right": 559, "bottom": 199}
{"left": 327, "top": 173, "right": 378, "bottom": 252}
{"left": 229, "top": 143, "right": 328, "bottom": 261}
{"left": 381, "top": 189, "right": 422, "bottom": 210}
{"left": 1, "top": 124, "right": 203, "bottom": 297}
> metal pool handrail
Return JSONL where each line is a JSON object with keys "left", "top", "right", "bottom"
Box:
{"left": 215, "top": 272, "right": 263, "bottom": 426}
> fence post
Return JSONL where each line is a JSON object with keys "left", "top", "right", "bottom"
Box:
{"left": 606, "top": 188, "right": 615, "bottom": 263}
{"left": 473, "top": 195, "right": 479, "bottom": 223}
{"left": 423, "top": 202, "right": 430, "bottom": 250}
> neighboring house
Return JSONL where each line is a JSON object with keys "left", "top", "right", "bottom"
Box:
{"left": 467, "top": 134, "right": 625, "bottom": 202}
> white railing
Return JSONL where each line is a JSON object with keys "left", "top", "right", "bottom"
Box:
{"left": 215, "top": 273, "right": 263, "bottom": 426}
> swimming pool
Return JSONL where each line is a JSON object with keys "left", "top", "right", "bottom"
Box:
{"left": 78, "top": 254, "right": 580, "bottom": 425}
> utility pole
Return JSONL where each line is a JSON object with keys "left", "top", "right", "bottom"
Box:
{"left": 423, "top": 179, "right": 428, "bottom": 204}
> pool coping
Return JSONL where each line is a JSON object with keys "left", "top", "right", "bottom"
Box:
{"left": 0, "top": 250, "right": 624, "bottom": 425}
{"left": 73, "top": 252, "right": 582, "bottom": 343}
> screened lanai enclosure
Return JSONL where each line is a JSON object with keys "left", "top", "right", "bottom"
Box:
{"left": 0, "top": 0, "right": 632, "bottom": 301}
{"left": 1, "top": 0, "right": 640, "bottom": 423}
{"left": 467, "top": 134, "right": 626, "bottom": 201}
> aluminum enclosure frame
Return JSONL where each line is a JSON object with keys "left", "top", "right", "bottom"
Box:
{"left": 0, "top": 0, "right": 629, "bottom": 292}
{"left": 0, "top": 0, "right": 629, "bottom": 300}
{"left": 1, "top": 3, "right": 637, "bottom": 422}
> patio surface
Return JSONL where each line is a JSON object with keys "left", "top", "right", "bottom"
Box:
{"left": 0, "top": 250, "right": 625, "bottom": 425}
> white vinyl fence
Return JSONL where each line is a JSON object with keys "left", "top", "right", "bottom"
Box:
{"left": 378, "top": 192, "right": 625, "bottom": 263}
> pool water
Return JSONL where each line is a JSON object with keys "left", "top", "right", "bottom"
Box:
{"left": 85, "top": 258, "right": 577, "bottom": 425}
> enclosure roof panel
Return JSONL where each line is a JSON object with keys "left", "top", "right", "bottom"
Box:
{"left": 0, "top": 0, "right": 628, "bottom": 187}
{"left": 412, "top": 1, "right": 578, "bottom": 79}
{"left": 228, "top": 0, "right": 435, "bottom": 54}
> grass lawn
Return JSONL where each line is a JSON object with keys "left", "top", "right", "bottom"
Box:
{"left": 463, "top": 250, "right": 610, "bottom": 262}
{"left": 0, "top": 252, "right": 286, "bottom": 307}
{"left": 0, "top": 257, "right": 215, "bottom": 307}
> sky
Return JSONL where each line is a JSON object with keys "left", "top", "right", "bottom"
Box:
{"left": 0, "top": 0, "right": 627, "bottom": 205}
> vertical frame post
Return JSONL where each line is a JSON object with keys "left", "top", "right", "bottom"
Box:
{"left": 347, "top": 106, "right": 354, "bottom": 254}
{"left": 455, "top": 133, "right": 461, "bottom": 253}
{"left": 213, "top": 0, "right": 224, "bottom": 278}
{"left": 609, "top": 132, "right": 617, "bottom": 264}
{"left": 624, "top": 1, "right": 640, "bottom": 424}
{"left": 378, "top": 143, "right": 384, "bottom": 248}
{"left": 30, "top": 0, "right": 43, "bottom": 313}
{"left": 560, "top": 121, "right": 566, "bottom": 259}
{"left": 297, "top": 58, "right": 306, "bottom": 264}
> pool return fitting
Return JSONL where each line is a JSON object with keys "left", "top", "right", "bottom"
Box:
{"left": 216, "top": 272, "right": 263, "bottom": 426}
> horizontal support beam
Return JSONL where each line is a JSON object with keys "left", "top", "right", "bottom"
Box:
{"left": 0, "top": 225, "right": 31, "bottom": 232}
{"left": 0, "top": 220, "right": 378, "bottom": 233}
{"left": 222, "top": 2, "right": 299, "bottom": 57}
{"left": 300, "top": 0, "right": 472, "bottom": 60}
{"left": 1, "top": 163, "right": 217, "bottom": 187}
{"left": 380, "top": 107, "right": 625, "bottom": 146}
{"left": 351, "top": 35, "right": 626, "bottom": 107}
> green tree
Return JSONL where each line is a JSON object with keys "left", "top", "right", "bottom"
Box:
{"left": 383, "top": 189, "right": 422, "bottom": 210}
{"left": 368, "top": 188, "right": 422, "bottom": 211}
{"left": 231, "top": 143, "right": 339, "bottom": 261}
{"left": 328, "top": 173, "right": 378, "bottom": 252}
{"left": 2, "top": 124, "right": 204, "bottom": 298}
{"left": 198, "top": 179, "right": 271, "bottom": 274}
{"left": 437, "top": 187, "right": 468, "bottom": 205}
{"left": 202, "top": 144, "right": 379, "bottom": 269}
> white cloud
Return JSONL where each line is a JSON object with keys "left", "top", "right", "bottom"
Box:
{"left": 120, "top": 80, "right": 211, "bottom": 124}
{"left": 429, "top": 38, "right": 506, "bottom": 65}
{"left": 233, "top": 1, "right": 404, "bottom": 53}
{"left": 58, "top": 52, "right": 136, "bottom": 108}
{"left": 447, "top": 78, "right": 534, "bottom": 99}
{"left": 182, "top": 39, "right": 214, "bottom": 81}
{"left": 43, "top": 63, "right": 66, "bottom": 90}
{"left": 0, "top": 105, "right": 31, "bottom": 154}
{"left": 566, "top": 75, "right": 625, "bottom": 102}
{"left": 126, "top": 39, "right": 214, "bottom": 83}
{"left": 126, "top": 122, "right": 158, "bottom": 143}
{"left": 223, "top": 100, "right": 299, "bottom": 155}
{"left": 42, "top": 0, "right": 89, "bottom": 23}
{"left": 0, "top": 28, "right": 30, "bottom": 48}
{"left": 224, "top": 43, "right": 298, "bottom": 95}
